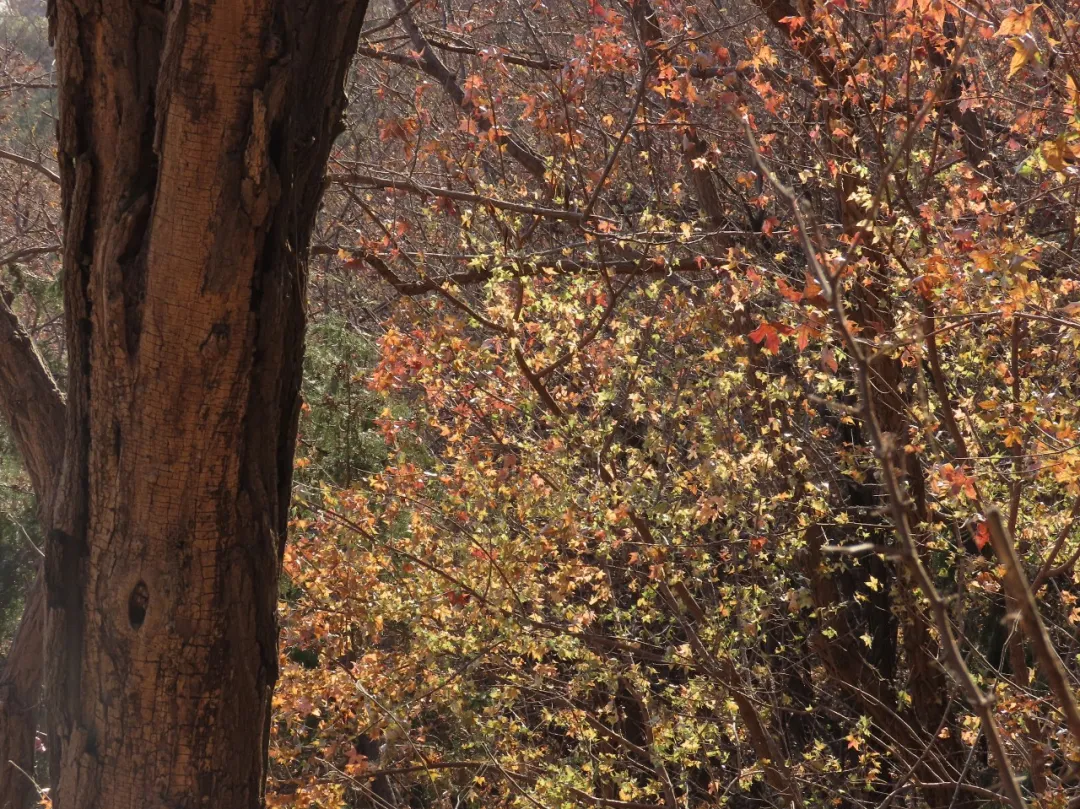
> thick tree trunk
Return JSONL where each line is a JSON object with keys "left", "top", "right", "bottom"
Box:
{"left": 42, "top": 1, "right": 368, "bottom": 806}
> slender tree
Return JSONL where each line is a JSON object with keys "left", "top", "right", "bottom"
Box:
{"left": 0, "top": 0, "right": 370, "bottom": 806}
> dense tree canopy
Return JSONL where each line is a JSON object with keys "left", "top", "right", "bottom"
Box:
{"left": 4, "top": 0, "right": 1080, "bottom": 807}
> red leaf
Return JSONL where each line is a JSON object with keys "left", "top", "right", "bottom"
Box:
{"left": 748, "top": 322, "right": 780, "bottom": 354}
{"left": 777, "top": 278, "right": 803, "bottom": 302}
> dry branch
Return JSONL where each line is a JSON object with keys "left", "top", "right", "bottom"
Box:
{"left": 985, "top": 508, "right": 1080, "bottom": 748}
{"left": 331, "top": 172, "right": 593, "bottom": 222}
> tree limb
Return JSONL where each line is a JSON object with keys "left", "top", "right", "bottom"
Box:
{"left": 376, "top": 0, "right": 547, "bottom": 179}
{"left": 0, "top": 294, "right": 65, "bottom": 809}
{"left": 0, "top": 149, "right": 60, "bottom": 186}
{"left": 985, "top": 508, "right": 1080, "bottom": 748}
{"left": 350, "top": 250, "right": 720, "bottom": 295}
{"left": 0, "top": 294, "right": 65, "bottom": 508}
{"left": 331, "top": 172, "right": 596, "bottom": 222}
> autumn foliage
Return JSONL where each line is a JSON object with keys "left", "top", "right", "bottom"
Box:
{"left": 2, "top": 0, "right": 1080, "bottom": 806}
{"left": 257, "top": 0, "right": 1080, "bottom": 806}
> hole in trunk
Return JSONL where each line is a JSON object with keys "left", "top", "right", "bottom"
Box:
{"left": 128, "top": 580, "right": 149, "bottom": 629}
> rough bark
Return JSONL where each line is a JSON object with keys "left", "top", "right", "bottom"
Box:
{"left": 0, "top": 293, "right": 65, "bottom": 809}
{"left": 0, "top": 294, "right": 65, "bottom": 510}
{"left": 0, "top": 579, "right": 45, "bottom": 809}
{"left": 41, "top": 0, "right": 369, "bottom": 806}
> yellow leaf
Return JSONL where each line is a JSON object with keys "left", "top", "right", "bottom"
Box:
{"left": 970, "top": 250, "right": 996, "bottom": 272}
{"left": 995, "top": 4, "right": 1040, "bottom": 38}
{"left": 1042, "top": 136, "right": 1072, "bottom": 171}
{"left": 1007, "top": 36, "right": 1036, "bottom": 77}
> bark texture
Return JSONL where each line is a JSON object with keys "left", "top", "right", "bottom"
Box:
{"left": 41, "top": 1, "right": 369, "bottom": 806}
{"left": 0, "top": 294, "right": 65, "bottom": 809}
{"left": 0, "top": 295, "right": 65, "bottom": 508}
{"left": 0, "top": 578, "right": 46, "bottom": 809}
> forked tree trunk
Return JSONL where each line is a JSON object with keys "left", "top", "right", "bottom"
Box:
{"left": 41, "top": 1, "right": 368, "bottom": 806}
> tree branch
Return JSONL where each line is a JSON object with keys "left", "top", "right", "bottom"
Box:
{"left": 0, "top": 294, "right": 65, "bottom": 809}
{"left": 331, "top": 172, "right": 598, "bottom": 222}
{"left": 349, "top": 250, "right": 719, "bottom": 295}
{"left": 0, "top": 294, "right": 65, "bottom": 508}
{"left": 0, "top": 149, "right": 60, "bottom": 185}
{"left": 986, "top": 508, "right": 1080, "bottom": 748}
{"left": 374, "top": 0, "right": 547, "bottom": 179}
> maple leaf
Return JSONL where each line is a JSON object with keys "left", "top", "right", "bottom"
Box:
{"left": 777, "top": 278, "right": 803, "bottom": 302}
{"left": 1006, "top": 35, "right": 1038, "bottom": 78}
{"left": 940, "top": 463, "right": 978, "bottom": 500}
{"left": 1041, "top": 136, "right": 1077, "bottom": 171}
{"left": 994, "top": 4, "right": 1040, "bottom": 38}
{"left": 748, "top": 321, "right": 781, "bottom": 354}
{"left": 797, "top": 323, "right": 812, "bottom": 351}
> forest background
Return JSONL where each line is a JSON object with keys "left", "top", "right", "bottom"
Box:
{"left": 2, "top": 0, "right": 1080, "bottom": 808}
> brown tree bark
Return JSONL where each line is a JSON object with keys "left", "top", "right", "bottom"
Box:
{"left": 0, "top": 581, "right": 46, "bottom": 809}
{"left": 0, "top": 293, "right": 66, "bottom": 809}
{"left": 31, "top": 0, "right": 369, "bottom": 806}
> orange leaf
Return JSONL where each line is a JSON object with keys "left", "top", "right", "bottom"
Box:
{"left": 797, "top": 323, "right": 811, "bottom": 351}
{"left": 994, "top": 4, "right": 1040, "bottom": 38}
{"left": 748, "top": 322, "right": 780, "bottom": 354}
{"left": 777, "top": 278, "right": 803, "bottom": 302}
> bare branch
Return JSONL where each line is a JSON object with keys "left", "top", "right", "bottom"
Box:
{"left": 1032, "top": 493, "right": 1080, "bottom": 590}
{"left": 423, "top": 37, "right": 562, "bottom": 70}
{"left": 0, "top": 149, "right": 60, "bottom": 185}
{"left": 0, "top": 245, "right": 61, "bottom": 268}
{"left": 985, "top": 508, "right": 1080, "bottom": 748}
{"left": 331, "top": 172, "right": 600, "bottom": 223}
{"left": 359, "top": 0, "right": 425, "bottom": 37}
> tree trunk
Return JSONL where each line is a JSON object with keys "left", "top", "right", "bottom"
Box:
{"left": 42, "top": 1, "right": 368, "bottom": 806}
{"left": 0, "top": 285, "right": 66, "bottom": 809}
{"left": 0, "top": 578, "right": 45, "bottom": 809}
